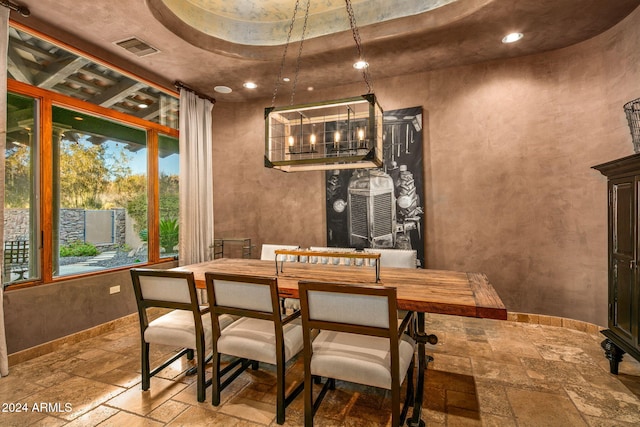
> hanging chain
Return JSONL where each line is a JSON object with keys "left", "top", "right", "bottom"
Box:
{"left": 272, "top": 0, "right": 373, "bottom": 107}
{"left": 271, "top": 0, "right": 301, "bottom": 107}
{"left": 345, "top": 0, "right": 373, "bottom": 93}
{"left": 290, "top": 0, "right": 311, "bottom": 105}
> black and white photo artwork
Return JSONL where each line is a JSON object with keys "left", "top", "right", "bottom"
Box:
{"left": 325, "top": 106, "right": 425, "bottom": 267}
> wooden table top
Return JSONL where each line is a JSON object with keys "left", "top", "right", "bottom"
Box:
{"left": 173, "top": 258, "right": 507, "bottom": 320}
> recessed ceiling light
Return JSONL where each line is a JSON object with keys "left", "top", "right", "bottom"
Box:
{"left": 243, "top": 82, "right": 257, "bottom": 89}
{"left": 502, "top": 32, "right": 524, "bottom": 43}
{"left": 282, "top": 77, "right": 290, "bottom": 82}
{"left": 214, "top": 85, "right": 232, "bottom": 94}
{"left": 307, "top": 86, "right": 314, "bottom": 91}
{"left": 353, "top": 60, "right": 369, "bottom": 69}
{"left": 138, "top": 103, "right": 149, "bottom": 109}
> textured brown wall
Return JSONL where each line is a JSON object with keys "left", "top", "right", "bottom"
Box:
{"left": 4, "top": 261, "right": 177, "bottom": 354}
{"left": 211, "top": 102, "right": 326, "bottom": 252}
{"left": 419, "top": 8, "right": 639, "bottom": 326}
{"left": 213, "top": 8, "right": 640, "bottom": 326}
{"left": 6, "top": 1, "right": 639, "bottom": 356}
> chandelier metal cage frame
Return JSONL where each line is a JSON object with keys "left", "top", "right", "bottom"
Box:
{"left": 264, "top": 0, "right": 383, "bottom": 172}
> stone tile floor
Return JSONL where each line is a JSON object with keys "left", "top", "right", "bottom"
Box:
{"left": 1, "top": 313, "right": 639, "bottom": 426}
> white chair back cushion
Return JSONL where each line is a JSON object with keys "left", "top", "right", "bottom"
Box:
{"left": 138, "top": 275, "right": 191, "bottom": 303}
{"left": 310, "top": 331, "right": 415, "bottom": 390}
{"left": 364, "top": 248, "right": 416, "bottom": 268}
{"left": 213, "top": 279, "right": 273, "bottom": 312}
{"left": 260, "top": 244, "right": 299, "bottom": 262}
{"left": 309, "top": 246, "right": 356, "bottom": 265}
{"left": 307, "top": 290, "right": 389, "bottom": 329}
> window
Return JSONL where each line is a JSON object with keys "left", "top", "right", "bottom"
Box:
{"left": 53, "top": 106, "right": 148, "bottom": 277}
{"left": 4, "top": 93, "right": 40, "bottom": 285}
{"left": 158, "top": 134, "right": 179, "bottom": 259}
{"left": 7, "top": 26, "right": 179, "bottom": 128}
{"left": 4, "top": 23, "right": 180, "bottom": 289}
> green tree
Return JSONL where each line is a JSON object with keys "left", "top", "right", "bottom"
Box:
{"left": 127, "top": 193, "right": 148, "bottom": 234}
{"left": 110, "top": 174, "right": 146, "bottom": 208}
{"left": 159, "top": 172, "right": 179, "bottom": 221}
{"left": 110, "top": 172, "right": 147, "bottom": 233}
{"left": 4, "top": 145, "right": 31, "bottom": 208}
{"left": 59, "top": 139, "right": 110, "bottom": 208}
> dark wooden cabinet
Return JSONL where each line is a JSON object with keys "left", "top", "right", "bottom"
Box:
{"left": 593, "top": 154, "right": 640, "bottom": 374}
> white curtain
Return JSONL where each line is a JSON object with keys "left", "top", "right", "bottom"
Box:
{"left": 0, "top": 7, "right": 10, "bottom": 377}
{"left": 178, "top": 89, "right": 214, "bottom": 301}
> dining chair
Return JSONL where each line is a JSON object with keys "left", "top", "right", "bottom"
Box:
{"left": 205, "top": 272, "right": 304, "bottom": 425}
{"left": 285, "top": 246, "right": 360, "bottom": 312}
{"left": 260, "top": 243, "right": 299, "bottom": 262}
{"left": 364, "top": 248, "right": 418, "bottom": 330}
{"left": 364, "top": 248, "right": 417, "bottom": 268}
{"left": 298, "top": 281, "right": 416, "bottom": 427}
{"left": 130, "top": 268, "right": 235, "bottom": 402}
{"left": 261, "top": 244, "right": 300, "bottom": 311}
{"left": 309, "top": 246, "right": 356, "bottom": 265}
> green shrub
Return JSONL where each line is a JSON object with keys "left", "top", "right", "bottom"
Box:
{"left": 60, "top": 241, "right": 99, "bottom": 257}
{"left": 159, "top": 218, "right": 179, "bottom": 253}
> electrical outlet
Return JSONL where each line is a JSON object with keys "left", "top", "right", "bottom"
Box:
{"left": 109, "top": 285, "right": 120, "bottom": 294}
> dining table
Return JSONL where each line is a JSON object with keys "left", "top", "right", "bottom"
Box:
{"left": 174, "top": 257, "right": 507, "bottom": 427}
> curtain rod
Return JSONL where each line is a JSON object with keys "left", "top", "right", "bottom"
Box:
{"left": 174, "top": 81, "right": 216, "bottom": 105}
{"left": 0, "top": 0, "right": 29, "bottom": 17}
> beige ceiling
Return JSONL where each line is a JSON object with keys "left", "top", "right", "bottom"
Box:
{"left": 159, "top": 0, "right": 457, "bottom": 46}
{"left": 9, "top": 0, "right": 640, "bottom": 103}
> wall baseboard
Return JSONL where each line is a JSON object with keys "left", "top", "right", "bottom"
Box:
{"left": 507, "top": 311, "right": 605, "bottom": 336}
{"left": 8, "top": 310, "right": 606, "bottom": 366}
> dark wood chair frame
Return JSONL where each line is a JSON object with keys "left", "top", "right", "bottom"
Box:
{"left": 205, "top": 272, "right": 304, "bottom": 425}
{"left": 131, "top": 268, "right": 210, "bottom": 402}
{"left": 298, "top": 281, "right": 415, "bottom": 427}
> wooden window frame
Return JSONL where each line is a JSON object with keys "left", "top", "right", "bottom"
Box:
{"left": 6, "top": 80, "right": 179, "bottom": 290}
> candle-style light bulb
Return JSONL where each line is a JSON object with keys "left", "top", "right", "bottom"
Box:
{"left": 310, "top": 134, "right": 316, "bottom": 147}
{"left": 357, "top": 128, "right": 364, "bottom": 141}
{"left": 288, "top": 135, "right": 295, "bottom": 153}
{"left": 334, "top": 131, "right": 340, "bottom": 142}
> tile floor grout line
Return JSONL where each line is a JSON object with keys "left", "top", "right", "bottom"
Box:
{"left": 5, "top": 314, "right": 640, "bottom": 426}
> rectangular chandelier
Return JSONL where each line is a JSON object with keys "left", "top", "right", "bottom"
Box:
{"left": 264, "top": 94, "right": 383, "bottom": 172}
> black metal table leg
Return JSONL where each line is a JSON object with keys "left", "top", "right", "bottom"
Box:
{"left": 408, "top": 312, "right": 437, "bottom": 427}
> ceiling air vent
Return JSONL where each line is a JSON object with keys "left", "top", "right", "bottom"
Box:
{"left": 115, "top": 37, "right": 159, "bottom": 57}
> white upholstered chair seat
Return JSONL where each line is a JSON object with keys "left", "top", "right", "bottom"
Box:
{"left": 298, "top": 281, "right": 416, "bottom": 427}
{"left": 206, "top": 272, "right": 304, "bottom": 424}
{"left": 145, "top": 310, "right": 235, "bottom": 353}
{"left": 217, "top": 317, "right": 303, "bottom": 365}
{"left": 284, "top": 298, "right": 301, "bottom": 311}
{"left": 310, "top": 331, "right": 415, "bottom": 390}
{"left": 131, "top": 268, "right": 214, "bottom": 403}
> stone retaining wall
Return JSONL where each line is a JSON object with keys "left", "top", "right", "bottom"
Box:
{"left": 4, "top": 208, "right": 127, "bottom": 250}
